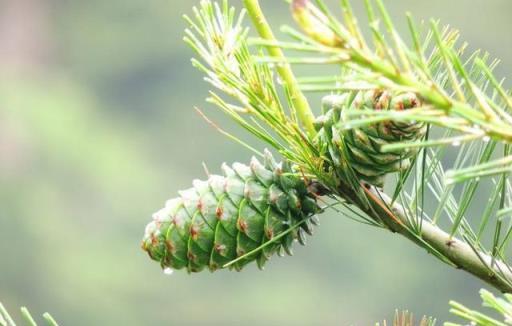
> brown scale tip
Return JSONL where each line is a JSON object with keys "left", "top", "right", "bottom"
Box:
{"left": 269, "top": 192, "right": 278, "bottom": 205}
{"left": 236, "top": 248, "right": 246, "bottom": 257}
{"left": 142, "top": 240, "right": 156, "bottom": 260}
{"left": 237, "top": 218, "right": 249, "bottom": 234}
{"left": 150, "top": 234, "right": 158, "bottom": 247}
{"left": 292, "top": 0, "right": 308, "bottom": 10}
{"left": 187, "top": 251, "right": 197, "bottom": 262}
{"left": 216, "top": 206, "right": 224, "bottom": 220}
{"left": 214, "top": 243, "right": 226, "bottom": 254}
{"left": 190, "top": 225, "right": 200, "bottom": 240}
{"left": 265, "top": 227, "right": 274, "bottom": 239}
{"left": 397, "top": 101, "right": 405, "bottom": 111}
{"left": 165, "top": 240, "right": 175, "bottom": 254}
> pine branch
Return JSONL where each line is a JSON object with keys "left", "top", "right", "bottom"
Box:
{"left": 242, "top": 0, "right": 316, "bottom": 136}
{"left": 249, "top": 0, "right": 512, "bottom": 292}
{"left": 364, "top": 186, "right": 512, "bottom": 293}
{"left": 166, "top": 0, "right": 512, "bottom": 295}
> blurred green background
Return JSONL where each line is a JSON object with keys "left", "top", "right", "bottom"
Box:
{"left": 0, "top": 0, "right": 511, "bottom": 325}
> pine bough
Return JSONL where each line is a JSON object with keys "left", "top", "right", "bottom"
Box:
{"left": 142, "top": 0, "right": 512, "bottom": 304}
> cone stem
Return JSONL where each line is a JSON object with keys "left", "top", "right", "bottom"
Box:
{"left": 242, "top": 0, "right": 316, "bottom": 136}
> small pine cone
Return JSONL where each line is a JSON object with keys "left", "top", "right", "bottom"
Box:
{"left": 142, "top": 150, "right": 321, "bottom": 273}
{"left": 315, "top": 90, "right": 426, "bottom": 187}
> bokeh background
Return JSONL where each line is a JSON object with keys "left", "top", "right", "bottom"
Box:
{"left": 1, "top": 0, "right": 511, "bottom": 325}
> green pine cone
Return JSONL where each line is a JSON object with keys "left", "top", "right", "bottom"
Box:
{"left": 315, "top": 90, "right": 426, "bottom": 187}
{"left": 142, "top": 150, "right": 321, "bottom": 273}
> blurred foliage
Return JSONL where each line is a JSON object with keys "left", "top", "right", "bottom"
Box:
{"left": 447, "top": 289, "right": 512, "bottom": 326}
{"left": 0, "top": 302, "right": 58, "bottom": 326}
{"left": 0, "top": 0, "right": 511, "bottom": 325}
{"left": 378, "top": 311, "right": 435, "bottom": 326}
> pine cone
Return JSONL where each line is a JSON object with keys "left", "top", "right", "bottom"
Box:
{"left": 315, "top": 90, "right": 426, "bottom": 187}
{"left": 142, "top": 151, "right": 321, "bottom": 273}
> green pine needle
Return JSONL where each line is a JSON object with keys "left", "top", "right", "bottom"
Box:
{"left": 0, "top": 303, "right": 58, "bottom": 326}
{"left": 448, "top": 289, "right": 512, "bottom": 326}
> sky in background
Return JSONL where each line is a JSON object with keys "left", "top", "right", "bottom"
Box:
{"left": 0, "top": 0, "right": 511, "bottom": 325}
